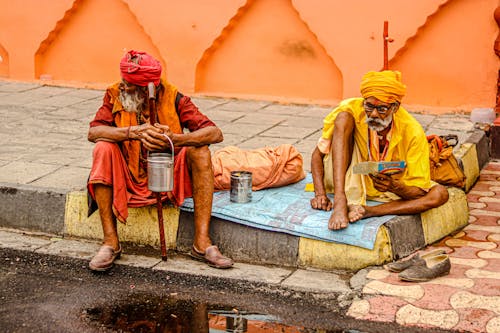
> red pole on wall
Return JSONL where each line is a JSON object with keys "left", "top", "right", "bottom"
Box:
{"left": 383, "top": 21, "right": 394, "bottom": 70}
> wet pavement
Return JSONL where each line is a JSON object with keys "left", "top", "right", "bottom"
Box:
{"left": 0, "top": 79, "right": 499, "bottom": 332}
{"left": 1, "top": 246, "right": 418, "bottom": 333}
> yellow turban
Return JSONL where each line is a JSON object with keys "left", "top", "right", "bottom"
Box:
{"left": 360, "top": 70, "right": 407, "bottom": 104}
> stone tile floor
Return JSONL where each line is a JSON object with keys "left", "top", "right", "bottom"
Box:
{"left": 348, "top": 161, "right": 500, "bottom": 333}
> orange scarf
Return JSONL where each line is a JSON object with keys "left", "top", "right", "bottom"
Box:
{"left": 367, "top": 125, "right": 393, "bottom": 162}
{"left": 107, "top": 78, "right": 182, "bottom": 182}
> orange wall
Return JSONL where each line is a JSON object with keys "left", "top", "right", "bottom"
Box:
{"left": 0, "top": 0, "right": 498, "bottom": 113}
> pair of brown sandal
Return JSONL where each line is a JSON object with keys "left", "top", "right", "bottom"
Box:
{"left": 190, "top": 245, "right": 234, "bottom": 269}
{"left": 384, "top": 249, "right": 450, "bottom": 282}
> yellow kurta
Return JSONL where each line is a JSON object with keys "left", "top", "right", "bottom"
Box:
{"left": 318, "top": 97, "right": 431, "bottom": 202}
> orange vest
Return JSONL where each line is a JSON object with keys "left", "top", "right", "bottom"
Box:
{"left": 107, "top": 78, "right": 182, "bottom": 182}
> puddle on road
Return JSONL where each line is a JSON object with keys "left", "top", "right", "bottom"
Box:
{"left": 83, "top": 295, "right": 361, "bottom": 332}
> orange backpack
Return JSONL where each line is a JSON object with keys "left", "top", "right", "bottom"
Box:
{"left": 427, "top": 134, "right": 466, "bottom": 188}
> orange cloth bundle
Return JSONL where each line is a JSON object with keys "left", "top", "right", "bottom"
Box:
{"left": 212, "top": 144, "right": 305, "bottom": 191}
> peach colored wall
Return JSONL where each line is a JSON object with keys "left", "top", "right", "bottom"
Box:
{"left": 0, "top": 0, "right": 498, "bottom": 113}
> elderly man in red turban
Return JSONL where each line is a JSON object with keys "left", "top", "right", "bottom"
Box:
{"left": 87, "top": 50, "right": 233, "bottom": 271}
{"left": 310, "top": 70, "right": 449, "bottom": 230}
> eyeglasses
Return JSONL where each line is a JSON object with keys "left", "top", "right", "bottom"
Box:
{"left": 363, "top": 101, "right": 396, "bottom": 115}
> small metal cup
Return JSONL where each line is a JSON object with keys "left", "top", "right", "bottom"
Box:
{"left": 230, "top": 171, "right": 252, "bottom": 203}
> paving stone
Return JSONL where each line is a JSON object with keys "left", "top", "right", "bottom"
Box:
{"left": 450, "top": 256, "right": 488, "bottom": 268}
{"left": 465, "top": 268, "right": 500, "bottom": 280}
{"left": 362, "top": 280, "right": 424, "bottom": 301}
{"left": 472, "top": 216, "right": 500, "bottom": 226}
{"left": 472, "top": 278, "right": 500, "bottom": 297}
{"left": 212, "top": 99, "right": 270, "bottom": 112}
{"left": 428, "top": 115, "right": 475, "bottom": 131}
{"left": 365, "top": 296, "right": 408, "bottom": 322}
{"left": 486, "top": 315, "right": 500, "bottom": 333}
{"left": 259, "top": 125, "right": 317, "bottom": 139}
{"left": 297, "top": 105, "right": 333, "bottom": 118}
{"left": 237, "top": 136, "right": 297, "bottom": 150}
{"left": 26, "top": 95, "right": 88, "bottom": 108}
{"left": 470, "top": 209, "right": 500, "bottom": 218}
{"left": 488, "top": 234, "right": 500, "bottom": 242}
{"left": 258, "top": 103, "right": 306, "bottom": 115}
{"left": 478, "top": 250, "right": 500, "bottom": 259}
{"left": 63, "top": 89, "right": 104, "bottom": 99}
{"left": 346, "top": 299, "right": 370, "bottom": 319}
{"left": 154, "top": 256, "right": 292, "bottom": 285}
{"left": 0, "top": 229, "right": 52, "bottom": 250}
{"left": 219, "top": 122, "right": 274, "bottom": 137}
{"left": 202, "top": 109, "right": 245, "bottom": 122}
{"left": 0, "top": 161, "right": 61, "bottom": 184}
{"left": 445, "top": 238, "right": 497, "bottom": 250}
{"left": 453, "top": 308, "right": 496, "bottom": 333}
{"left": 281, "top": 269, "right": 350, "bottom": 293}
{"left": 451, "top": 246, "right": 486, "bottom": 259}
{"left": 463, "top": 229, "right": 490, "bottom": 241}
{"left": 412, "top": 283, "right": 457, "bottom": 310}
{"left": 481, "top": 197, "right": 500, "bottom": 203}
{"left": 395, "top": 304, "right": 459, "bottom": 329}
{"left": 452, "top": 231, "right": 466, "bottom": 238}
{"left": 28, "top": 166, "right": 89, "bottom": 191}
{"left": 450, "top": 291, "right": 500, "bottom": 314}
{"left": 35, "top": 238, "right": 100, "bottom": 260}
{"left": 465, "top": 225, "right": 500, "bottom": 233}
{"left": 232, "top": 113, "right": 287, "bottom": 125}
{"left": 469, "top": 202, "right": 487, "bottom": 209}
{"left": 0, "top": 82, "right": 40, "bottom": 92}
{"left": 190, "top": 97, "right": 229, "bottom": 111}
{"left": 422, "top": 276, "right": 475, "bottom": 288}
{"left": 469, "top": 190, "right": 496, "bottom": 197}
{"left": 279, "top": 115, "right": 323, "bottom": 128}
{"left": 411, "top": 113, "right": 436, "bottom": 128}
{"left": 413, "top": 284, "right": 459, "bottom": 310}
{"left": 366, "top": 269, "right": 391, "bottom": 280}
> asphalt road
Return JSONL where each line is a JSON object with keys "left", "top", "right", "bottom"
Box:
{"left": 0, "top": 248, "right": 459, "bottom": 333}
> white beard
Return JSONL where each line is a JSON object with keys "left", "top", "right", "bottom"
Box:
{"left": 366, "top": 113, "right": 393, "bottom": 132}
{"left": 119, "top": 90, "right": 145, "bottom": 113}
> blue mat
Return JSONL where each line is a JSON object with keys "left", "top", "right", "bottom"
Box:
{"left": 180, "top": 174, "right": 394, "bottom": 250}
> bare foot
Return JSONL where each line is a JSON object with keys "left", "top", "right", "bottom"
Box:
{"left": 348, "top": 205, "right": 366, "bottom": 222}
{"left": 328, "top": 203, "right": 349, "bottom": 230}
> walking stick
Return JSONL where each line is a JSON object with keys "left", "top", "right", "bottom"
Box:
{"left": 148, "top": 82, "right": 168, "bottom": 261}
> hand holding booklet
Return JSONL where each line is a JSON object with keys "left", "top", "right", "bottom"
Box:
{"left": 353, "top": 161, "right": 406, "bottom": 175}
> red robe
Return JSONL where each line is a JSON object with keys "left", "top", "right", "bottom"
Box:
{"left": 87, "top": 80, "right": 216, "bottom": 223}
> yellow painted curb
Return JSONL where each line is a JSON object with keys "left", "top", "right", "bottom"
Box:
{"left": 455, "top": 143, "right": 480, "bottom": 193}
{"left": 298, "top": 226, "right": 392, "bottom": 271}
{"left": 64, "top": 191, "right": 179, "bottom": 248}
{"left": 421, "top": 187, "right": 469, "bottom": 245}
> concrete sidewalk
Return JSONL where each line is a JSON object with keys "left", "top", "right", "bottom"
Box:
{"left": 0, "top": 80, "right": 498, "bottom": 331}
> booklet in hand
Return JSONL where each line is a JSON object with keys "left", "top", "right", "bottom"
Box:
{"left": 353, "top": 161, "right": 406, "bottom": 175}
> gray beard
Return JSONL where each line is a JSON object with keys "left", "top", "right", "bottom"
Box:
{"left": 119, "top": 90, "right": 145, "bottom": 113}
{"left": 366, "top": 113, "right": 393, "bottom": 132}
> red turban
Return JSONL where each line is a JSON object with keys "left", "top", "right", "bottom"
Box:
{"left": 119, "top": 50, "right": 162, "bottom": 87}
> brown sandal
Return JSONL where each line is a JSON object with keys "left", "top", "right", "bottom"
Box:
{"left": 190, "top": 245, "right": 234, "bottom": 269}
{"left": 89, "top": 245, "right": 122, "bottom": 272}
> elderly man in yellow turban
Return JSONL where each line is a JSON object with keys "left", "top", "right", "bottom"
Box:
{"left": 310, "top": 70, "right": 449, "bottom": 230}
